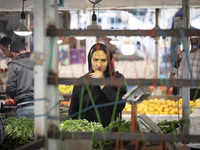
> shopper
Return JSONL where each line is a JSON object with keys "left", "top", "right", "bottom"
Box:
{"left": 6, "top": 41, "right": 34, "bottom": 119}
{"left": 0, "top": 36, "right": 13, "bottom": 85}
{"left": 68, "top": 43, "right": 127, "bottom": 127}
{"left": 0, "top": 36, "right": 13, "bottom": 58}
{"left": 171, "top": 38, "right": 200, "bottom": 100}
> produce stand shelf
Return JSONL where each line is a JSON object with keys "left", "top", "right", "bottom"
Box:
{"left": 122, "top": 113, "right": 200, "bottom": 135}
{"left": 60, "top": 107, "right": 68, "bottom": 121}
{"left": 0, "top": 103, "right": 17, "bottom": 118}
{"left": 0, "top": 103, "right": 17, "bottom": 112}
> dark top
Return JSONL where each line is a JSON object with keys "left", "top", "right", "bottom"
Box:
{"left": 68, "top": 71, "right": 127, "bottom": 127}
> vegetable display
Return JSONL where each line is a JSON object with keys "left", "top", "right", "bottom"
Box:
{"left": 0, "top": 117, "right": 180, "bottom": 149}
{"left": 60, "top": 118, "right": 104, "bottom": 132}
{"left": 0, "top": 117, "right": 34, "bottom": 150}
{"left": 157, "top": 119, "right": 179, "bottom": 133}
{"left": 93, "top": 118, "right": 132, "bottom": 149}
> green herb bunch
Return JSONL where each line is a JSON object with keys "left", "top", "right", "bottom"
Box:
{"left": 60, "top": 118, "right": 104, "bottom": 132}
{"left": 157, "top": 119, "right": 179, "bottom": 134}
{"left": 92, "top": 118, "right": 131, "bottom": 149}
{"left": 1, "top": 117, "right": 34, "bottom": 150}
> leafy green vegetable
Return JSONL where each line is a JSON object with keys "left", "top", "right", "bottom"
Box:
{"left": 92, "top": 118, "right": 132, "bottom": 149}
{"left": 60, "top": 118, "right": 104, "bottom": 132}
{"left": 157, "top": 119, "right": 179, "bottom": 134}
{"left": 59, "top": 118, "right": 133, "bottom": 149}
{"left": 0, "top": 117, "right": 34, "bottom": 150}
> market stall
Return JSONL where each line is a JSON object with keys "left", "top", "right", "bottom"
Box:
{"left": 1, "top": 0, "right": 200, "bottom": 149}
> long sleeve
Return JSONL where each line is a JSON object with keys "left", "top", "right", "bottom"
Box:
{"left": 68, "top": 86, "right": 79, "bottom": 119}
{"left": 6, "top": 63, "right": 17, "bottom": 98}
{"left": 101, "top": 72, "right": 127, "bottom": 112}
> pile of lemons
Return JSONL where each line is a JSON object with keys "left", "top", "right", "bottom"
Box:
{"left": 123, "top": 98, "right": 196, "bottom": 115}
{"left": 58, "top": 85, "right": 74, "bottom": 94}
{"left": 193, "top": 98, "right": 200, "bottom": 108}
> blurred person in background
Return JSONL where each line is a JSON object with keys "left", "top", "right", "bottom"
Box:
{"left": 171, "top": 37, "right": 200, "bottom": 100}
{"left": 6, "top": 41, "right": 34, "bottom": 119}
{"left": 0, "top": 36, "right": 13, "bottom": 59}
{"left": 0, "top": 36, "right": 13, "bottom": 85}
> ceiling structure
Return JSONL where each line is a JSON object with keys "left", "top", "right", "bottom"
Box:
{"left": 0, "top": 0, "right": 200, "bottom": 12}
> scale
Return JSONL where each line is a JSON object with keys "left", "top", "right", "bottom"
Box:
{"left": 122, "top": 86, "right": 152, "bottom": 144}
{"left": 122, "top": 86, "right": 152, "bottom": 102}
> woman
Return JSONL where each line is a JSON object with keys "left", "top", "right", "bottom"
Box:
{"left": 68, "top": 43, "right": 127, "bottom": 127}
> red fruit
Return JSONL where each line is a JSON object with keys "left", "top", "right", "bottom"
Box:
{"left": 10, "top": 99, "right": 16, "bottom": 105}
{"left": 5, "top": 99, "right": 11, "bottom": 105}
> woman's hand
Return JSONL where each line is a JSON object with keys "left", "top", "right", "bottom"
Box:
{"left": 89, "top": 70, "right": 104, "bottom": 78}
{"left": 89, "top": 71, "right": 105, "bottom": 89}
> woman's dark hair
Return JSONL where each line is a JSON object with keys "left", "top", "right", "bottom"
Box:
{"left": 88, "top": 43, "right": 113, "bottom": 77}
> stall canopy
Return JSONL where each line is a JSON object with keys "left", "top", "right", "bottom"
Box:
{"left": 0, "top": 0, "right": 200, "bottom": 12}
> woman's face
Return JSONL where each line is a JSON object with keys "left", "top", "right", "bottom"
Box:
{"left": 91, "top": 50, "right": 108, "bottom": 73}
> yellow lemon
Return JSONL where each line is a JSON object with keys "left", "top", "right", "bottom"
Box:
{"left": 190, "top": 101, "right": 195, "bottom": 107}
{"left": 164, "top": 108, "right": 169, "bottom": 112}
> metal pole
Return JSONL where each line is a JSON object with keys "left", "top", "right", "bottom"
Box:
{"left": 181, "top": 0, "right": 190, "bottom": 135}
{"left": 86, "top": 9, "right": 96, "bottom": 72}
{"left": 33, "top": 0, "right": 47, "bottom": 149}
{"left": 131, "top": 103, "right": 137, "bottom": 144}
{"left": 155, "top": 9, "right": 160, "bottom": 78}
{"left": 45, "top": 0, "right": 60, "bottom": 150}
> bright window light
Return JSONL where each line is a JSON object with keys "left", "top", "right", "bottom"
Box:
{"left": 121, "top": 44, "right": 135, "bottom": 55}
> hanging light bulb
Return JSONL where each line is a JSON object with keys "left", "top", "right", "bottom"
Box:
{"left": 87, "top": 0, "right": 102, "bottom": 30}
{"left": 14, "top": 0, "right": 32, "bottom": 36}
{"left": 87, "top": 11, "right": 101, "bottom": 30}
{"left": 75, "top": 36, "right": 87, "bottom": 40}
{"left": 57, "top": 39, "right": 63, "bottom": 44}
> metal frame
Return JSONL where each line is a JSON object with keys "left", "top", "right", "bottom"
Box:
{"left": 46, "top": 28, "right": 200, "bottom": 37}
{"left": 30, "top": 0, "right": 199, "bottom": 149}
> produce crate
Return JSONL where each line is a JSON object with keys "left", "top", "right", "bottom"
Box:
{"left": 193, "top": 108, "right": 200, "bottom": 116}
{"left": 0, "top": 102, "right": 17, "bottom": 112}
{"left": 0, "top": 103, "right": 17, "bottom": 118}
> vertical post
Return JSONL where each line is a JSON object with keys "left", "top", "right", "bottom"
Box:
{"left": 45, "top": 0, "right": 60, "bottom": 150}
{"left": 155, "top": 9, "right": 160, "bottom": 78}
{"left": 131, "top": 103, "right": 137, "bottom": 144}
{"left": 34, "top": 0, "right": 59, "bottom": 149}
{"left": 86, "top": 9, "right": 96, "bottom": 72}
{"left": 77, "top": 10, "right": 81, "bottom": 49}
{"left": 181, "top": 0, "right": 190, "bottom": 135}
{"left": 26, "top": 12, "right": 31, "bottom": 52}
{"left": 33, "top": 0, "right": 47, "bottom": 149}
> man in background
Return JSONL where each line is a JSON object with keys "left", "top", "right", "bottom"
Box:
{"left": 0, "top": 36, "right": 13, "bottom": 85}
{"left": 171, "top": 37, "right": 200, "bottom": 100}
{"left": 6, "top": 41, "right": 34, "bottom": 119}
{"left": 0, "top": 36, "right": 13, "bottom": 59}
